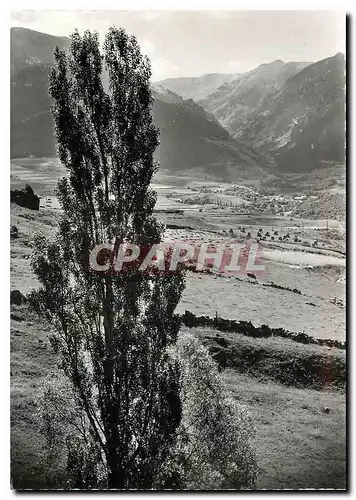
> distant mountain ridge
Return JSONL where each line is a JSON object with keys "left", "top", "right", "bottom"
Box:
{"left": 197, "top": 55, "right": 345, "bottom": 172}
{"left": 151, "top": 88, "right": 264, "bottom": 179}
{"left": 11, "top": 27, "right": 70, "bottom": 74}
{"left": 199, "top": 60, "right": 313, "bottom": 138}
{"left": 156, "top": 73, "right": 240, "bottom": 101}
{"left": 11, "top": 27, "right": 344, "bottom": 178}
{"left": 10, "top": 27, "right": 265, "bottom": 181}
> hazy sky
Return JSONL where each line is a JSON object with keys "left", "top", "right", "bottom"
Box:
{"left": 10, "top": 10, "right": 345, "bottom": 80}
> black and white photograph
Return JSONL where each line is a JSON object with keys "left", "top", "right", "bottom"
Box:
{"left": 9, "top": 8, "right": 346, "bottom": 491}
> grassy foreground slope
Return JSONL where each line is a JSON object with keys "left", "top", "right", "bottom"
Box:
{"left": 224, "top": 371, "right": 346, "bottom": 489}
{"left": 11, "top": 304, "right": 346, "bottom": 490}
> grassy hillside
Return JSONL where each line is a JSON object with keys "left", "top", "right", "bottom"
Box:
{"left": 10, "top": 194, "right": 346, "bottom": 489}
{"left": 11, "top": 305, "right": 346, "bottom": 489}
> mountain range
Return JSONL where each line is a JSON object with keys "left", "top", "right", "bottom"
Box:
{"left": 11, "top": 27, "right": 266, "bottom": 181}
{"left": 197, "top": 55, "right": 345, "bottom": 172}
{"left": 11, "top": 27, "right": 345, "bottom": 180}
{"left": 11, "top": 27, "right": 70, "bottom": 75}
{"left": 198, "top": 60, "right": 312, "bottom": 138}
{"left": 156, "top": 73, "right": 239, "bottom": 101}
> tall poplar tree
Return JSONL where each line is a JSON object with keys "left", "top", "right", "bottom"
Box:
{"left": 31, "top": 27, "right": 184, "bottom": 489}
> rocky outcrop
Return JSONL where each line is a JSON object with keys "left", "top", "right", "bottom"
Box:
{"left": 11, "top": 184, "right": 40, "bottom": 210}
{"left": 11, "top": 290, "right": 27, "bottom": 305}
{"left": 10, "top": 225, "right": 19, "bottom": 239}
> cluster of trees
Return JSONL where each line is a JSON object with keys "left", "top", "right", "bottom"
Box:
{"left": 30, "top": 27, "right": 257, "bottom": 490}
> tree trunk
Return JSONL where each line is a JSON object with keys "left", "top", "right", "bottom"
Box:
{"left": 107, "top": 453, "right": 126, "bottom": 489}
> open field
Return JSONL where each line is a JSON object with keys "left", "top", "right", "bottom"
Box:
{"left": 11, "top": 202, "right": 346, "bottom": 341}
{"left": 11, "top": 305, "right": 58, "bottom": 489}
{"left": 224, "top": 371, "right": 346, "bottom": 490}
{"left": 10, "top": 158, "right": 346, "bottom": 342}
{"left": 11, "top": 158, "right": 66, "bottom": 197}
{"left": 10, "top": 157, "right": 346, "bottom": 489}
{"left": 178, "top": 271, "right": 345, "bottom": 341}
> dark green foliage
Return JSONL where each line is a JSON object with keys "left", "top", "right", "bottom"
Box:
{"left": 30, "top": 27, "right": 185, "bottom": 489}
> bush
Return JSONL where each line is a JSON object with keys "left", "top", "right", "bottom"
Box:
{"left": 163, "top": 334, "right": 258, "bottom": 490}
{"left": 36, "top": 375, "right": 107, "bottom": 489}
{"left": 36, "top": 338, "right": 258, "bottom": 490}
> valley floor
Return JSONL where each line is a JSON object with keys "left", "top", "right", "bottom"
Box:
{"left": 10, "top": 159, "right": 347, "bottom": 490}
